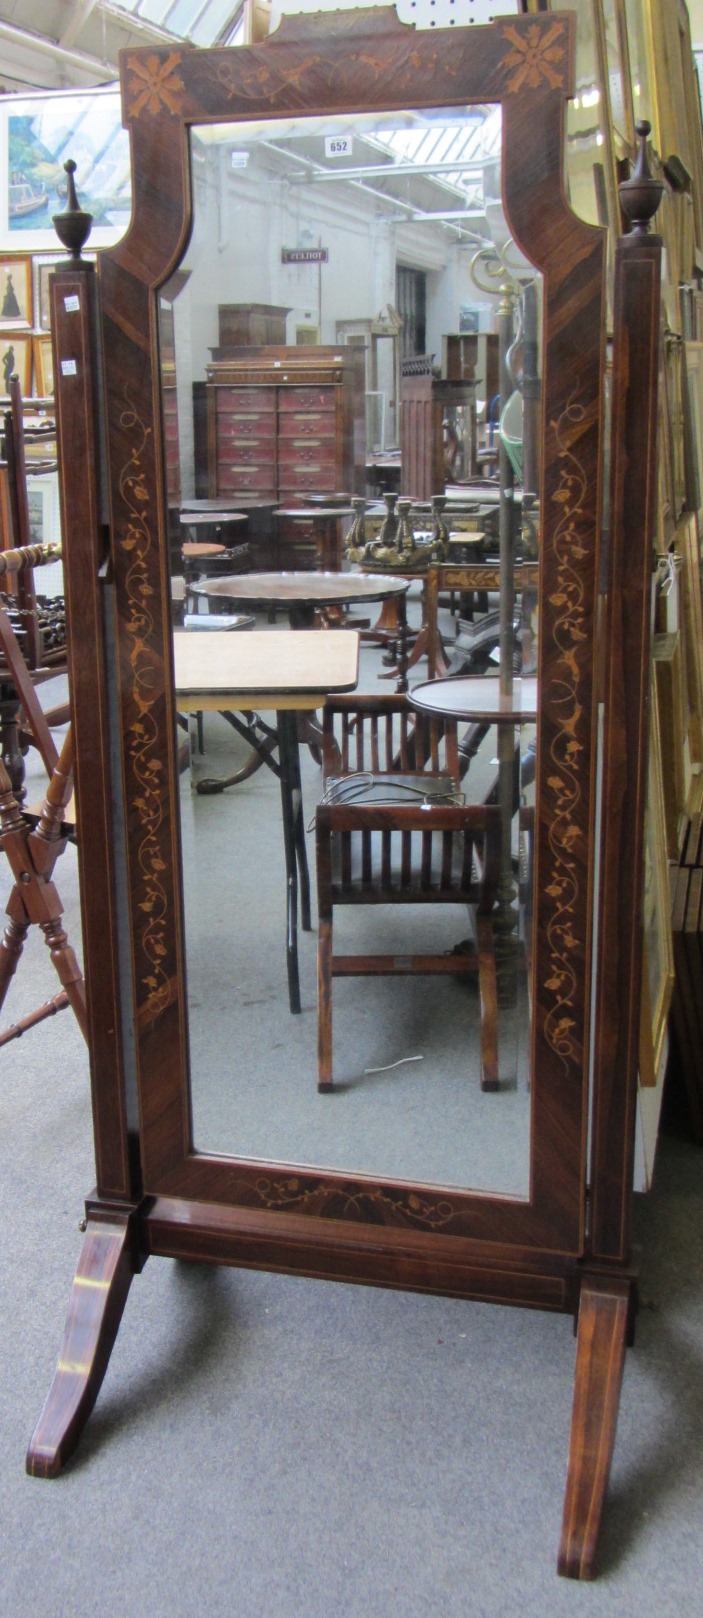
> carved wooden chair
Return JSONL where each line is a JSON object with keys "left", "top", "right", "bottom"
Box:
{"left": 315, "top": 693, "right": 501, "bottom": 1092}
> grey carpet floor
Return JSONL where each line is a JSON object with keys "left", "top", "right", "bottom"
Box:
{"left": 1, "top": 673, "right": 702, "bottom": 1617}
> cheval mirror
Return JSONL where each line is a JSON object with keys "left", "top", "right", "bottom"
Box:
{"left": 26, "top": 6, "right": 662, "bottom": 1580}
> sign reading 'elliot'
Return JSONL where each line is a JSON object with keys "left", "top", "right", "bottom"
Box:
{"left": 281, "top": 247, "right": 329, "bottom": 264}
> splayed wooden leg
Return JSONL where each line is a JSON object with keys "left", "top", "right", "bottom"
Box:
{"left": 558, "top": 1275, "right": 632, "bottom": 1579}
{"left": 26, "top": 1213, "right": 138, "bottom": 1478}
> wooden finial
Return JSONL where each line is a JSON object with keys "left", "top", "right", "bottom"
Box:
{"left": 52, "top": 160, "right": 93, "bottom": 259}
{"left": 619, "top": 122, "right": 664, "bottom": 233}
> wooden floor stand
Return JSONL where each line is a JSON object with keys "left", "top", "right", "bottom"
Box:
{"left": 0, "top": 728, "right": 87, "bottom": 1043}
{"left": 558, "top": 1275, "right": 632, "bottom": 1579}
{"left": 26, "top": 1212, "right": 139, "bottom": 1477}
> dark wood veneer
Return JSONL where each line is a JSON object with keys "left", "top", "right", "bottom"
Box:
{"left": 27, "top": 11, "right": 662, "bottom": 1580}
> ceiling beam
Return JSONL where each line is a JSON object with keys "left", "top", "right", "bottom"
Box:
{"left": 290, "top": 161, "right": 486, "bottom": 184}
{"left": 0, "top": 19, "right": 116, "bottom": 82}
{"left": 59, "top": 0, "right": 101, "bottom": 52}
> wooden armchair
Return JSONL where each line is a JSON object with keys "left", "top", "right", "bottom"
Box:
{"left": 315, "top": 694, "right": 501, "bottom": 1092}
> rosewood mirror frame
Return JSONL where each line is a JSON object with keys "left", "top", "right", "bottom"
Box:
{"left": 27, "top": 9, "right": 662, "bottom": 1581}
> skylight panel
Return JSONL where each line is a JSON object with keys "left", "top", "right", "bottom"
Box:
{"left": 105, "top": 0, "right": 245, "bottom": 45}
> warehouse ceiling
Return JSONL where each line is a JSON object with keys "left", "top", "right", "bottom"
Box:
{"left": 0, "top": 0, "right": 246, "bottom": 92}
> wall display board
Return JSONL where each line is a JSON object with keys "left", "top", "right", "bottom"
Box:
{"left": 27, "top": 8, "right": 663, "bottom": 1582}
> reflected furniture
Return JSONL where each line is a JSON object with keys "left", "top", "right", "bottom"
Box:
{"left": 425, "top": 559, "right": 539, "bottom": 680}
{"left": 204, "top": 345, "right": 365, "bottom": 510}
{"left": 193, "top": 569, "right": 412, "bottom": 689}
{"left": 211, "top": 302, "right": 291, "bottom": 351}
{"left": 409, "top": 675, "right": 538, "bottom": 727}
{"left": 161, "top": 363, "right": 180, "bottom": 505}
{"left": 365, "top": 454, "right": 402, "bottom": 498}
{"left": 183, "top": 493, "right": 278, "bottom": 570}
{"left": 272, "top": 504, "right": 353, "bottom": 572}
{"left": 316, "top": 692, "right": 500, "bottom": 1090}
{"left": 400, "top": 357, "right": 477, "bottom": 500}
{"left": 179, "top": 509, "right": 248, "bottom": 546}
{"left": 29, "top": 10, "right": 664, "bottom": 1581}
{"left": 179, "top": 508, "right": 249, "bottom": 609}
{"left": 174, "top": 627, "right": 360, "bottom": 1013}
{"left": 335, "top": 307, "right": 403, "bottom": 453}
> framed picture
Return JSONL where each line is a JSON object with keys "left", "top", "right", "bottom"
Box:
{"left": 0, "top": 87, "right": 131, "bottom": 250}
{"left": 0, "top": 253, "right": 32, "bottom": 328}
{"left": 664, "top": 333, "right": 687, "bottom": 520}
{"left": 33, "top": 332, "right": 54, "bottom": 397}
{"left": 683, "top": 339, "right": 703, "bottom": 523}
{"left": 676, "top": 510, "right": 703, "bottom": 764}
{"left": 32, "top": 254, "right": 64, "bottom": 331}
{"left": 638, "top": 689, "right": 675, "bottom": 1087}
{"left": 648, "top": 0, "right": 693, "bottom": 175}
{"left": 26, "top": 471, "right": 62, "bottom": 549}
{"left": 657, "top": 352, "right": 676, "bottom": 534}
{"left": 0, "top": 328, "right": 32, "bottom": 396}
{"left": 678, "top": 2, "right": 703, "bottom": 257}
{"left": 622, "top": 0, "right": 658, "bottom": 151}
{"left": 599, "top": 0, "right": 636, "bottom": 160}
{"left": 652, "top": 628, "right": 690, "bottom": 858}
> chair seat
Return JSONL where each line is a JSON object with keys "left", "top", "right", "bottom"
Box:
{"left": 316, "top": 797, "right": 501, "bottom": 1090}
{"left": 322, "top": 770, "right": 461, "bottom": 807}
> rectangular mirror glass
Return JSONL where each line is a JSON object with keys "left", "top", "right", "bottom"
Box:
{"left": 165, "top": 103, "right": 541, "bottom": 1196}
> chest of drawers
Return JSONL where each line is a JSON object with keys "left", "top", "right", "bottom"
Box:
{"left": 204, "top": 346, "right": 364, "bottom": 563}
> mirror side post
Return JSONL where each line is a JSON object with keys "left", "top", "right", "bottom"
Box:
{"left": 26, "top": 169, "right": 144, "bottom": 1479}
{"left": 558, "top": 124, "right": 663, "bottom": 1580}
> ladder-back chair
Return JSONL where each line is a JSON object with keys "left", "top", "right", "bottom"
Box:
{"left": 315, "top": 693, "right": 501, "bottom": 1092}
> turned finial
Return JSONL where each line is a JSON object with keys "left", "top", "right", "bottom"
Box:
{"left": 619, "top": 122, "right": 664, "bottom": 233}
{"left": 52, "top": 160, "right": 93, "bottom": 259}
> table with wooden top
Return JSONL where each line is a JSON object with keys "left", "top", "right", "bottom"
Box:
{"left": 272, "top": 505, "right": 354, "bottom": 572}
{"left": 174, "top": 628, "right": 360, "bottom": 1014}
{"left": 408, "top": 674, "right": 538, "bottom": 724}
{"left": 193, "top": 569, "right": 412, "bottom": 687}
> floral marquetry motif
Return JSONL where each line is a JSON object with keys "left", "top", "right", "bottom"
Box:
{"left": 502, "top": 21, "right": 568, "bottom": 94}
{"left": 117, "top": 391, "right": 171, "bottom": 1023}
{"left": 125, "top": 52, "right": 186, "bottom": 117}
{"left": 213, "top": 53, "right": 325, "bottom": 103}
{"left": 541, "top": 397, "right": 591, "bottom": 1072}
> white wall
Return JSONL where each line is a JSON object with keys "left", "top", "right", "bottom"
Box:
{"left": 171, "top": 128, "right": 497, "bottom": 483}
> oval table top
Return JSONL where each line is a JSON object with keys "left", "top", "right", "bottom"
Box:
{"left": 180, "top": 498, "right": 246, "bottom": 513}
{"left": 181, "top": 541, "right": 227, "bottom": 558}
{"left": 180, "top": 510, "right": 247, "bottom": 527}
{"left": 193, "top": 569, "right": 411, "bottom": 608}
{"left": 273, "top": 506, "right": 354, "bottom": 520}
{"left": 409, "top": 674, "right": 538, "bottom": 724}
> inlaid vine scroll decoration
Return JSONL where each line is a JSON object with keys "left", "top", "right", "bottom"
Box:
{"left": 118, "top": 392, "right": 171, "bottom": 1022}
{"left": 247, "top": 1174, "right": 463, "bottom": 1230}
{"left": 543, "top": 397, "right": 590, "bottom": 1072}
